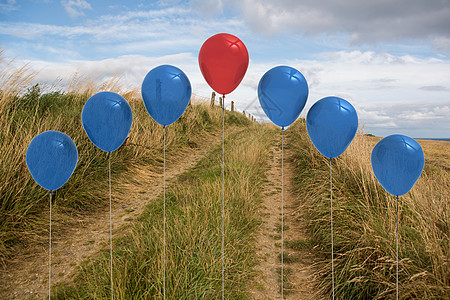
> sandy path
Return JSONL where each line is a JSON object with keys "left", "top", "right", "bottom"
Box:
{"left": 0, "top": 127, "right": 239, "bottom": 299}
{"left": 250, "top": 132, "right": 319, "bottom": 299}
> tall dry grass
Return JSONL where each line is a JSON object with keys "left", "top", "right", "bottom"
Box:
{"left": 0, "top": 50, "right": 133, "bottom": 260}
{"left": 289, "top": 119, "right": 449, "bottom": 299}
{"left": 0, "top": 50, "right": 250, "bottom": 263}
{"left": 54, "top": 125, "right": 276, "bottom": 299}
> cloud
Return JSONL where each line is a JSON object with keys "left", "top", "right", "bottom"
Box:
{"left": 358, "top": 101, "right": 450, "bottom": 136}
{"left": 0, "top": 0, "right": 18, "bottom": 12}
{"left": 419, "top": 85, "right": 449, "bottom": 91}
{"left": 23, "top": 52, "right": 197, "bottom": 88}
{"left": 191, "top": 0, "right": 223, "bottom": 16}
{"left": 158, "top": 0, "right": 184, "bottom": 6}
{"left": 220, "top": 0, "right": 450, "bottom": 49}
{"left": 0, "top": 5, "right": 244, "bottom": 49}
{"left": 61, "top": 0, "right": 92, "bottom": 18}
{"left": 433, "top": 36, "right": 450, "bottom": 52}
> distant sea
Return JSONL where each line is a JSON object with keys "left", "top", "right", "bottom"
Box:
{"left": 417, "top": 138, "right": 450, "bottom": 142}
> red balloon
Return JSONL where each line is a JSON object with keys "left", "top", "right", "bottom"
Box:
{"left": 198, "top": 33, "right": 249, "bottom": 95}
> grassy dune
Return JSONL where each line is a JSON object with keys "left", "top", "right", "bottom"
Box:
{"left": 54, "top": 125, "right": 277, "bottom": 299}
{"left": 289, "top": 119, "right": 449, "bottom": 299}
{"left": 0, "top": 51, "right": 250, "bottom": 262}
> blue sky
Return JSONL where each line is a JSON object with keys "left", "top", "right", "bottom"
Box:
{"left": 1, "top": 0, "right": 450, "bottom": 138}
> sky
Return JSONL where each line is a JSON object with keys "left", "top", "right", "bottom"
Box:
{"left": 1, "top": 0, "right": 450, "bottom": 138}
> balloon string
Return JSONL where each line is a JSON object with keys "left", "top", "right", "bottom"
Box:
{"left": 49, "top": 191, "right": 52, "bottom": 300}
{"left": 330, "top": 158, "right": 335, "bottom": 300}
{"left": 109, "top": 153, "right": 114, "bottom": 300}
{"left": 281, "top": 127, "right": 284, "bottom": 299}
{"left": 222, "top": 94, "right": 225, "bottom": 300}
{"left": 163, "top": 125, "right": 166, "bottom": 300}
{"left": 396, "top": 195, "right": 399, "bottom": 300}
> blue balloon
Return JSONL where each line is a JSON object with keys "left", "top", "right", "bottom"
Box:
{"left": 82, "top": 91, "right": 133, "bottom": 153}
{"left": 141, "top": 65, "right": 192, "bottom": 126}
{"left": 306, "top": 96, "right": 358, "bottom": 159}
{"left": 258, "top": 66, "right": 308, "bottom": 128}
{"left": 371, "top": 135, "right": 425, "bottom": 197}
{"left": 26, "top": 131, "right": 78, "bottom": 191}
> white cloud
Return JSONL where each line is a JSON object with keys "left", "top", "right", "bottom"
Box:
{"left": 358, "top": 101, "right": 450, "bottom": 137}
{"left": 22, "top": 53, "right": 197, "bottom": 89}
{"left": 0, "top": 5, "right": 244, "bottom": 47}
{"left": 61, "top": 0, "right": 92, "bottom": 18}
{"left": 0, "top": 0, "right": 18, "bottom": 12}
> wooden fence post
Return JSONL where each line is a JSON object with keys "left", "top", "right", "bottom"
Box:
{"left": 219, "top": 97, "right": 223, "bottom": 108}
{"left": 231, "top": 101, "right": 234, "bottom": 112}
{"left": 210, "top": 92, "right": 215, "bottom": 108}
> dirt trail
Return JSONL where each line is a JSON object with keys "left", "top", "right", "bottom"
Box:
{"left": 0, "top": 127, "right": 238, "bottom": 299}
{"left": 251, "top": 132, "right": 320, "bottom": 299}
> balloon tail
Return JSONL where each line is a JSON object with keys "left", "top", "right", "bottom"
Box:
{"left": 49, "top": 191, "right": 52, "bottom": 300}
{"left": 330, "top": 158, "right": 335, "bottom": 300}
{"left": 163, "top": 125, "right": 166, "bottom": 300}
{"left": 396, "top": 195, "right": 399, "bottom": 300}
{"left": 108, "top": 153, "right": 114, "bottom": 300}
{"left": 281, "top": 127, "right": 284, "bottom": 299}
{"left": 222, "top": 95, "right": 225, "bottom": 300}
